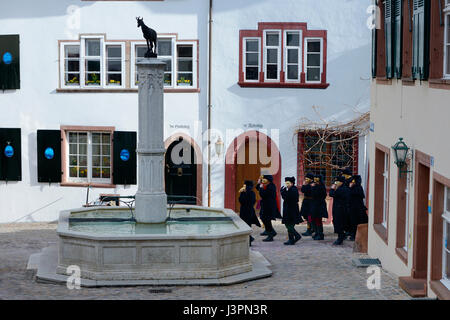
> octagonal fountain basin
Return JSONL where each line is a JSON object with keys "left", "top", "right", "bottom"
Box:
{"left": 55, "top": 205, "right": 260, "bottom": 282}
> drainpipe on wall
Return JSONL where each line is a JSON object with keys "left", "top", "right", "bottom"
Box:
{"left": 207, "top": 0, "right": 213, "bottom": 207}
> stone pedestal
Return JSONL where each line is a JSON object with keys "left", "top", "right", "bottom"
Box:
{"left": 353, "top": 223, "right": 368, "bottom": 253}
{"left": 134, "top": 59, "right": 167, "bottom": 223}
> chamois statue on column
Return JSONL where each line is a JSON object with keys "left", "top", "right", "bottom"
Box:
{"left": 136, "top": 17, "right": 157, "bottom": 58}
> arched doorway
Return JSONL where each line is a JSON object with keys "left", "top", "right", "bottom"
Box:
{"left": 164, "top": 135, "right": 202, "bottom": 205}
{"left": 224, "top": 131, "right": 281, "bottom": 213}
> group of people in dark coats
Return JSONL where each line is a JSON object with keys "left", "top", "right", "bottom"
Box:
{"left": 238, "top": 169, "right": 367, "bottom": 247}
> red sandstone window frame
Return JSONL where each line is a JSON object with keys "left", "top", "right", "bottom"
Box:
{"left": 238, "top": 22, "right": 329, "bottom": 89}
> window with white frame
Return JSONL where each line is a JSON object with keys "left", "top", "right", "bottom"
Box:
{"left": 442, "top": 186, "right": 450, "bottom": 289}
{"left": 444, "top": 2, "right": 450, "bottom": 78}
{"left": 305, "top": 38, "right": 322, "bottom": 82}
{"left": 264, "top": 31, "right": 281, "bottom": 81}
{"left": 67, "top": 131, "right": 111, "bottom": 183}
{"left": 382, "top": 153, "right": 389, "bottom": 228}
{"left": 60, "top": 37, "right": 125, "bottom": 89}
{"left": 131, "top": 39, "right": 196, "bottom": 89}
{"left": 285, "top": 31, "right": 301, "bottom": 81}
{"left": 244, "top": 38, "right": 260, "bottom": 81}
{"left": 404, "top": 174, "right": 411, "bottom": 251}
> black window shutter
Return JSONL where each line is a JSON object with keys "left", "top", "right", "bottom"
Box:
{"left": 385, "top": 0, "right": 394, "bottom": 78}
{"left": 372, "top": 24, "right": 377, "bottom": 78}
{"left": 0, "top": 35, "right": 20, "bottom": 90}
{"left": 37, "top": 130, "right": 62, "bottom": 183}
{"left": 412, "top": 0, "right": 430, "bottom": 80}
{"left": 0, "top": 128, "right": 21, "bottom": 181}
{"left": 113, "top": 131, "right": 137, "bottom": 185}
{"left": 394, "top": 0, "right": 403, "bottom": 78}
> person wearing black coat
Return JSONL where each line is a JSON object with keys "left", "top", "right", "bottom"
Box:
{"left": 348, "top": 175, "right": 368, "bottom": 241}
{"left": 280, "top": 177, "right": 303, "bottom": 245}
{"left": 329, "top": 176, "right": 351, "bottom": 245}
{"left": 311, "top": 175, "right": 328, "bottom": 240}
{"left": 239, "top": 180, "right": 261, "bottom": 246}
{"left": 256, "top": 174, "right": 282, "bottom": 242}
{"left": 300, "top": 172, "right": 315, "bottom": 237}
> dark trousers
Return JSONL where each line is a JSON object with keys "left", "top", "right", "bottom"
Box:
{"left": 262, "top": 218, "right": 274, "bottom": 233}
{"left": 285, "top": 224, "right": 296, "bottom": 233}
{"left": 308, "top": 216, "right": 323, "bottom": 226}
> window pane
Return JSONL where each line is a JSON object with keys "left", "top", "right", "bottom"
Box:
{"left": 267, "top": 49, "right": 277, "bottom": 63}
{"left": 447, "top": 16, "right": 450, "bottom": 43}
{"left": 102, "top": 134, "right": 110, "bottom": 144}
{"left": 178, "top": 60, "right": 192, "bottom": 72}
{"left": 287, "top": 65, "right": 298, "bottom": 79}
{"left": 79, "top": 144, "right": 87, "bottom": 155}
{"left": 164, "top": 73, "right": 172, "bottom": 86}
{"left": 65, "top": 45, "right": 80, "bottom": 58}
{"left": 246, "top": 52, "right": 258, "bottom": 65}
{"left": 447, "top": 44, "right": 450, "bottom": 75}
{"left": 92, "top": 133, "right": 100, "bottom": 143}
{"left": 177, "top": 45, "right": 192, "bottom": 58}
{"left": 307, "top": 68, "right": 321, "bottom": 81}
{"left": 79, "top": 167, "right": 88, "bottom": 178}
{"left": 446, "top": 221, "right": 450, "bottom": 250}
{"left": 69, "top": 167, "right": 77, "bottom": 177}
{"left": 308, "top": 53, "right": 321, "bottom": 67}
{"left": 137, "top": 46, "right": 147, "bottom": 58}
{"left": 107, "top": 60, "right": 121, "bottom": 72}
{"left": 446, "top": 250, "right": 450, "bottom": 279}
{"left": 92, "top": 156, "right": 100, "bottom": 167}
{"left": 69, "top": 156, "right": 77, "bottom": 166}
{"left": 266, "top": 33, "right": 279, "bottom": 46}
{"left": 86, "top": 60, "right": 100, "bottom": 72}
{"left": 288, "top": 49, "right": 299, "bottom": 64}
{"left": 92, "top": 144, "right": 100, "bottom": 155}
{"left": 287, "top": 32, "right": 300, "bottom": 46}
{"left": 69, "top": 144, "right": 77, "bottom": 154}
{"left": 69, "top": 133, "right": 77, "bottom": 143}
{"left": 107, "top": 46, "right": 121, "bottom": 58}
{"left": 66, "top": 60, "right": 80, "bottom": 72}
{"left": 102, "top": 144, "right": 110, "bottom": 155}
{"left": 308, "top": 41, "right": 321, "bottom": 52}
{"left": 86, "top": 39, "right": 101, "bottom": 56}
{"left": 177, "top": 73, "right": 193, "bottom": 86}
{"left": 102, "top": 156, "right": 110, "bottom": 167}
{"left": 446, "top": 187, "right": 450, "bottom": 212}
{"left": 92, "top": 167, "right": 101, "bottom": 178}
{"left": 79, "top": 156, "right": 87, "bottom": 166}
{"left": 103, "top": 168, "right": 110, "bottom": 179}
{"left": 107, "top": 73, "right": 121, "bottom": 85}
{"left": 266, "top": 64, "right": 278, "bottom": 79}
{"left": 158, "top": 40, "right": 172, "bottom": 56}
{"left": 65, "top": 73, "right": 80, "bottom": 85}
{"left": 78, "top": 133, "right": 87, "bottom": 143}
{"left": 162, "top": 59, "right": 172, "bottom": 72}
{"left": 246, "top": 67, "right": 259, "bottom": 80}
{"left": 246, "top": 40, "right": 259, "bottom": 52}
{"left": 86, "top": 73, "right": 101, "bottom": 85}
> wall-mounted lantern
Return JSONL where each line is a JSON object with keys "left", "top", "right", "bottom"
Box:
{"left": 215, "top": 136, "right": 224, "bottom": 157}
{"left": 391, "top": 137, "right": 413, "bottom": 177}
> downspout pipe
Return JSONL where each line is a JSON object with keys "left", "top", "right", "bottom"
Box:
{"left": 207, "top": 0, "right": 213, "bottom": 207}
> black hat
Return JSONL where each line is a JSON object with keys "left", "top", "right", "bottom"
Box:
{"left": 314, "top": 174, "right": 324, "bottom": 183}
{"left": 244, "top": 180, "right": 254, "bottom": 188}
{"left": 263, "top": 175, "right": 274, "bottom": 182}
{"left": 285, "top": 176, "right": 295, "bottom": 184}
{"left": 352, "top": 175, "right": 362, "bottom": 185}
{"left": 305, "top": 172, "right": 314, "bottom": 180}
{"left": 335, "top": 176, "right": 346, "bottom": 183}
{"left": 342, "top": 168, "right": 352, "bottom": 175}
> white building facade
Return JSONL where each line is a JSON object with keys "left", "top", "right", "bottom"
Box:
{"left": 0, "top": 0, "right": 371, "bottom": 223}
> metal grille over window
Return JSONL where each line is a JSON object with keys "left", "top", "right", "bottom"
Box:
{"left": 177, "top": 45, "right": 193, "bottom": 86}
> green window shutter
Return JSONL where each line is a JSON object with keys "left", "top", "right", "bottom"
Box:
{"left": 412, "top": 0, "right": 430, "bottom": 80}
{"left": 385, "top": 0, "right": 394, "bottom": 78}
{"left": 394, "top": 0, "right": 403, "bottom": 78}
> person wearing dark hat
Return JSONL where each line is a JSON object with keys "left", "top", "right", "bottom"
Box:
{"left": 329, "top": 175, "right": 351, "bottom": 245}
{"left": 340, "top": 167, "right": 354, "bottom": 239}
{"left": 239, "top": 180, "right": 261, "bottom": 246}
{"left": 256, "top": 174, "right": 282, "bottom": 242}
{"left": 348, "top": 175, "right": 368, "bottom": 241}
{"left": 311, "top": 174, "right": 328, "bottom": 240}
{"left": 341, "top": 168, "right": 353, "bottom": 187}
{"left": 300, "top": 172, "right": 315, "bottom": 237}
{"left": 280, "top": 177, "right": 303, "bottom": 245}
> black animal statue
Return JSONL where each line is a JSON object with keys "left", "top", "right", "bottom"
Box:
{"left": 136, "top": 17, "right": 157, "bottom": 58}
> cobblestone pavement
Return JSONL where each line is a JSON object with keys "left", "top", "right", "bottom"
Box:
{"left": 0, "top": 221, "right": 411, "bottom": 300}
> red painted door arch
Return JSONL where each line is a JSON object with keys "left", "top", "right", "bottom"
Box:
{"left": 224, "top": 130, "right": 281, "bottom": 212}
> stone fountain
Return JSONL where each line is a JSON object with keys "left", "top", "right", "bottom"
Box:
{"left": 27, "top": 58, "right": 272, "bottom": 286}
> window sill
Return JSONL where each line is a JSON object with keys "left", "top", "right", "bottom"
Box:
{"left": 401, "top": 78, "right": 416, "bottom": 86}
{"left": 395, "top": 247, "right": 408, "bottom": 265}
{"left": 238, "top": 81, "right": 330, "bottom": 89}
{"left": 60, "top": 182, "right": 116, "bottom": 188}
{"left": 56, "top": 88, "right": 200, "bottom": 93}
{"left": 429, "top": 78, "right": 450, "bottom": 90}
{"left": 373, "top": 223, "right": 388, "bottom": 245}
{"left": 430, "top": 280, "right": 450, "bottom": 300}
{"left": 375, "top": 78, "right": 392, "bottom": 85}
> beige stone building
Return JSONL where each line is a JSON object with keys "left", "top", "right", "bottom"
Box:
{"left": 368, "top": 0, "right": 450, "bottom": 299}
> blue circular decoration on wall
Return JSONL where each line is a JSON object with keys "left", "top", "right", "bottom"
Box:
{"left": 44, "top": 147, "right": 55, "bottom": 160}
{"left": 3, "top": 52, "right": 12, "bottom": 65}
{"left": 4, "top": 145, "right": 14, "bottom": 158}
{"left": 120, "top": 149, "right": 130, "bottom": 161}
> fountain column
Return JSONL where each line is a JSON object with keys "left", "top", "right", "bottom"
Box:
{"left": 134, "top": 59, "right": 167, "bottom": 223}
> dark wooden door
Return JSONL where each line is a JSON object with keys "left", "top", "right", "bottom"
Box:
{"left": 165, "top": 138, "right": 196, "bottom": 204}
